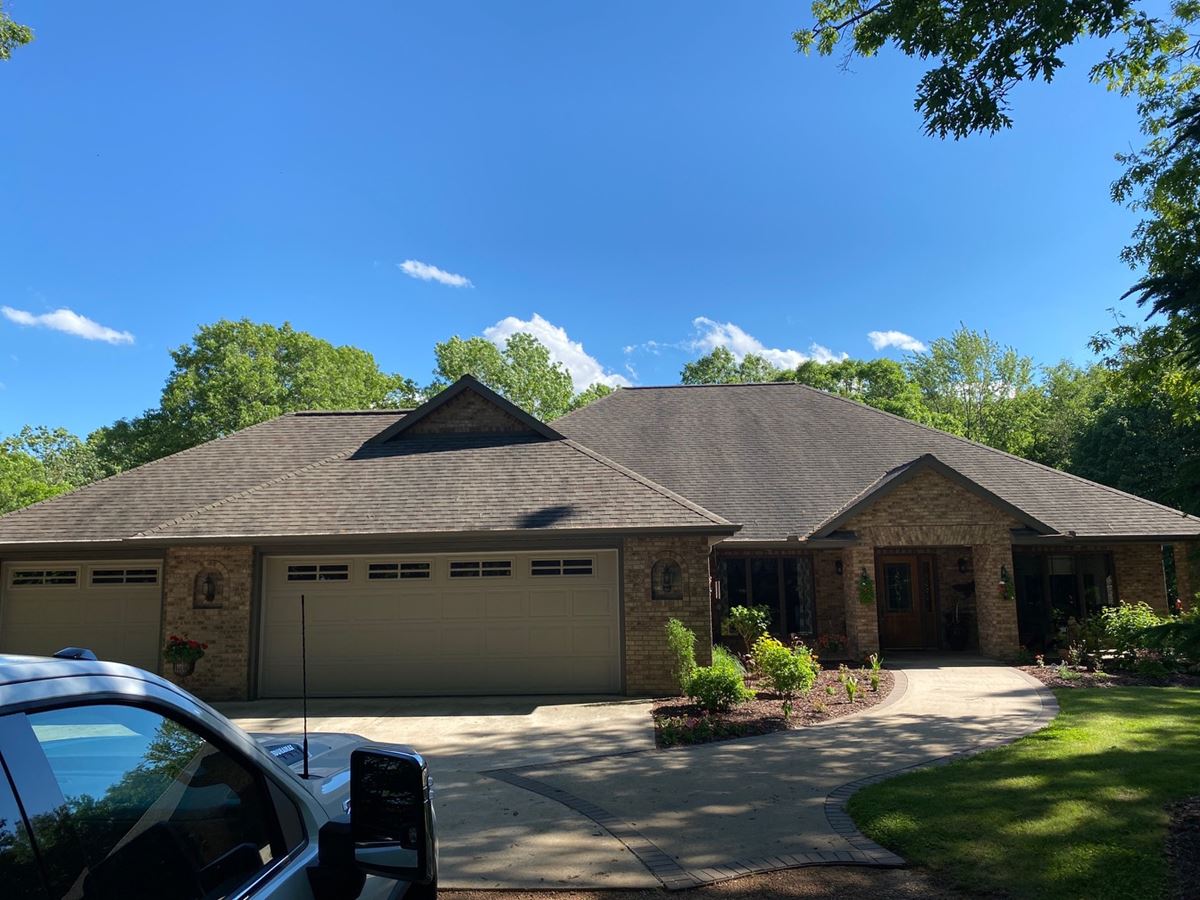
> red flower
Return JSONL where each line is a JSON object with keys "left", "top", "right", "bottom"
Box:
{"left": 201, "top": 643, "right": 208, "bottom": 650}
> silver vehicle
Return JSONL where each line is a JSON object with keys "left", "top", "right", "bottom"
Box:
{"left": 0, "top": 651, "right": 437, "bottom": 899}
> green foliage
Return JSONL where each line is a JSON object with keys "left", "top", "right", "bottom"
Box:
{"left": 91, "top": 320, "right": 417, "bottom": 473}
{"left": 681, "top": 346, "right": 780, "bottom": 384}
{"left": 685, "top": 661, "right": 753, "bottom": 712}
{"left": 1136, "top": 609, "right": 1200, "bottom": 660}
{"left": 0, "top": 1, "right": 32, "bottom": 61}
{"left": 711, "top": 643, "right": 746, "bottom": 674}
{"left": 0, "top": 426, "right": 102, "bottom": 514}
{"left": 664, "top": 618, "right": 698, "bottom": 695}
{"left": 1100, "top": 601, "right": 1166, "bottom": 656}
{"left": 722, "top": 604, "right": 772, "bottom": 652}
{"left": 431, "top": 331, "right": 612, "bottom": 419}
{"left": 751, "top": 637, "right": 818, "bottom": 715}
{"left": 783, "top": 357, "right": 949, "bottom": 427}
{"left": 839, "top": 664, "right": 860, "bottom": 702}
{"left": 857, "top": 568, "right": 875, "bottom": 605}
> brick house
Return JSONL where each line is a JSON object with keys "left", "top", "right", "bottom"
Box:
{"left": 0, "top": 376, "right": 1196, "bottom": 700}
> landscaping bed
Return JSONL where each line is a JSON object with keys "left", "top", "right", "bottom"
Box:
{"left": 653, "top": 667, "right": 895, "bottom": 747}
{"left": 1019, "top": 664, "right": 1200, "bottom": 689}
{"left": 1166, "top": 795, "right": 1200, "bottom": 900}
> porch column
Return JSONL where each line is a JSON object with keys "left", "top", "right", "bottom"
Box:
{"left": 843, "top": 543, "right": 879, "bottom": 660}
{"left": 972, "top": 531, "right": 1018, "bottom": 659}
{"left": 1176, "top": 541, "right": 1200, "bottom": 610}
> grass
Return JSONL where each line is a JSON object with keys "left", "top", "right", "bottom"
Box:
{"left": 848, "top": 687, "right": 1200, "bottom": 900}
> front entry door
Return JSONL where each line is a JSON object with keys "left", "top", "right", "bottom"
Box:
{"left": 877, "top": 555, "right": 924, "bottom": 649}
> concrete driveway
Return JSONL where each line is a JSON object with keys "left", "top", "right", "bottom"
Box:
{"left": 220, "top": 656, "right": 1054, "bottom": 890}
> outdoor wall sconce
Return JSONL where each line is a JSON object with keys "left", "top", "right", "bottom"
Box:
{"left": 651, "top": 558, "right": 683, "bottom": 601}
{"left": 193, "top": 570, "right": 224, "bottom": 609}
{"left": 835, "top": 559, "right": 844, "bottom": 575}
{"left": 203, "top": 574, "right": 217, "bottom": 604}
{"left": 957, "top": 557, "right": 969, "bottom": 574}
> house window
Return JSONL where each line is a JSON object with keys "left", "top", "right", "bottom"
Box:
{"left": 368, "top": 562, "right": 431, "bottom": 580}
{"left": 287, "top": 563, "right": 350, "bottom": 582}
{"left": 531, "top": 558, "right": 594, "bottom": 577}
{"left": 449, "top": 560, "right": 512, "bottom": 578}
{"left": 10, "top": 568, "right": 78, "bottom": 587}
{"left": 715, "top": 555, "right": 816, "bottom": 638}
{"left": 90, "top": 567, "right": 160, "bottom": 586}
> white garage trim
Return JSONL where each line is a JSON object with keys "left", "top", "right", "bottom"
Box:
{"left": 258, "top": 550, "right": 622, "bottom": 697}
{"left": 0, "top": 559, "right": 164, "bottom": 672}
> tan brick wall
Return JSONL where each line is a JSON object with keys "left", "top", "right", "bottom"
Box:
{"left": 842, "top": 544, "right": 879, "bottom": 659}
{"left": 162, "top": 545, "right": 255, "bottom": 701}
{"left": 840, "top": 470, "right": 1022, "bottom": 659}
{"left": 1176, "top": 541, "right": 1200, "bottom": 609}
{"left": 812, "top": 549, "right": 846, "bottom": 642}
{"left": 407, "top": 389, "right": 530, "bottom": 435}
{"left": 623, "top": 535, "right": 713, "bottom": 695}
{"left": 1113, "top": 542, "right": 1168, "bottom": 613}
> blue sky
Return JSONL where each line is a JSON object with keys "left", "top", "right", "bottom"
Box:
{"left": 1, "top": 1, "right": 1148, "bottom": 437}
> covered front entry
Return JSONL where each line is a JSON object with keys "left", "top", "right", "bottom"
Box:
{"left": 258, "top": 550, "right": 622, "bottom": 697}
{"left": 876, "top": 553, "right": 939, "bottom": 649}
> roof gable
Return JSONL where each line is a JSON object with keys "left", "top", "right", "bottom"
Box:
{"left": 373, "top": 375, "right": 561, "bottom": 441}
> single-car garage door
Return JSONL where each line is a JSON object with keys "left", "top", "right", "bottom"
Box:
{"left": 0, "top": 560, "right": 163, "bottom": 671}
{"left": 259, "top": 551, "right": 621, "bottom": 696}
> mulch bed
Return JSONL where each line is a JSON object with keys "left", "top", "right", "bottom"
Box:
{"left": 1167, "top": 795, "right": 1200, "bottom": 900}
{"left": 653, "top": 668, "right": 895, "bottom": 747}
{"left": 1019, "top": 665, "right": 1200, "bottom": 690}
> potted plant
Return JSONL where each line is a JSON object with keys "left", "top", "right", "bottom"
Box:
{"left": 164, "top": 634, "right": 208, "bottom": 677}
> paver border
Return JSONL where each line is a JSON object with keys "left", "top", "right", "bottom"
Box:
{"left": 482, "top": 665, "right": 1059, "bottom": 890}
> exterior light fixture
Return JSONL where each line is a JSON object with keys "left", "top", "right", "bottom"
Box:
{"left": 203, "top": 574, "right": 217, "bottom": 604}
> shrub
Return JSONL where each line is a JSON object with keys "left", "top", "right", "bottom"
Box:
{"left": 752, "top": 636, "right": 818, "bottom": 717}
{"left": 1133, "top": 657, "right": 1172, "bottom": 680}
{"left": 686, "top": 663, "right": 753, "bottom": 712}
{"left": 1100, "top": 602, "right": 1165, "bottom": 659}
{"left": 1136, "top": 608, "right": 1200, "bottom": 662}
{"left": 664, "top": 618, "right": 697, "bottom": 695}
{"left": 712, "top": 643, "right": 745, "bottom": 675}
{"left": 723, "top": 605, "right": 771, "bottom": 653}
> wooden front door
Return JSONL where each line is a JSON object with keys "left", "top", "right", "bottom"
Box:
{"left": 877, "top": 555, "right": 924, "bottom": 649}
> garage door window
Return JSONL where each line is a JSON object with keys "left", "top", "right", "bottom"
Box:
{"left": 531, "top": 558, "right": 594, "bottom": 577}
{"left": 287, "top": 563, "right": 350, "bottom": 582}
{"left": 10, "top": 568, "right": 78, "bottom": 587}
{"left": 91, "top": 567, "right": 160, "bottom": 586}
{"left": 449, "top": 560, "right": 512, "bottom": 578}
{"left": 368, "top": 562, "right": 432, "bottom": 580}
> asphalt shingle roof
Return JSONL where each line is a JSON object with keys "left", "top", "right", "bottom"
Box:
{"left": 554, "top": 383, "right": 1200, "bottom": 541}
{"left": 0, "top": 405, "right": 732, "bottom": 548}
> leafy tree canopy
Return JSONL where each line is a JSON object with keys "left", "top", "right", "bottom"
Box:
{"left": 0, "top": 1, "right": 32, "bottom": 62}
{"left": 429, "top": 331, "right": 613, "bottom": 419}
{"left": 91, "top": 319, "right": 418, "bottom": 473}
{"left": 796, "top": 0, "right": 1200, "bottom": 361}
{"left": 681, "top": 346, "right": 781, "bottom": 384}
{"left": 0, "top": 427, "right": 102, "bottom": 515}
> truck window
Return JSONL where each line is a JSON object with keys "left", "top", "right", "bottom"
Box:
{"left": 22, "top": 704, "right": 303, "bottom": 899}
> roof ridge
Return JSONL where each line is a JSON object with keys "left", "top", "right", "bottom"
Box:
{"left": 789, "top": 381, "right": 1200, "bottom": 525}
{"left": 559, "top": 438, "right": 734, "bottom": 527}
{"left": 134, "top": 447, "right": 357, "bottom": 537}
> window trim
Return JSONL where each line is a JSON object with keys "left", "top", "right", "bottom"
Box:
{"left": 8, "top": 567, "right": 80, "bottom": 588}
{"left": 530, "top": 557, "right": 595, "bottom": 577}
{"left": 87, "top": 566, "right": 161, "bottom": 587}
{"left": 286, "top": 562, "right": 351, "bottom": 583}
{"left": 449, "top": 559, "right": 513, "bottom": 578}
{"left": 367, "top": 560, "right": 432, "bottom": 581}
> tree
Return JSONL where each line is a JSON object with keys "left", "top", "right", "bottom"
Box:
{"left": 0, "top": 427, "right": 101, "bottom": 514}
{"left": 92, "top": 320, "right": 418, "bottom": 473}
{"left": 1026, "top": 362, "right": 1107, "bottom": 469}
{"left": 0, "top": 1, "right": 32, "bottom": 61}
{"left": 782, "top": 357, "right": 952, "bottom": 427}
{"left": 905, "top": 326, "right": 1044, "bottom": 455}
{"left": 681, "top": 346, "right": 780, "bottom": 384}
{"left": 0, "top": 451, "right": 64, "bottom": 514}
{"left": 795, "top": 0, "right": 1200, "bottom": 361}
{"left": 430, "top": 332, "right": 612, "bottom": 419}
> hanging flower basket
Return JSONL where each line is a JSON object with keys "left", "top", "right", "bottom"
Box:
{"left": 164, "top": 634, "right": 208, "bottom": 677}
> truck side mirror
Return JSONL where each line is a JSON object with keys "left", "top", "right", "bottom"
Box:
{"left": 349, "top": 747, "right": 436, "bottom": 886}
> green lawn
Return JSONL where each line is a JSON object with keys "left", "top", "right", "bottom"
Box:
{"left": 848, "top": 687, "right": 1200, "bottom": 899}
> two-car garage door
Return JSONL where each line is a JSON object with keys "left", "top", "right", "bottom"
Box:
{"left": 259, "top": 550, "right": 622, "bottom": 697}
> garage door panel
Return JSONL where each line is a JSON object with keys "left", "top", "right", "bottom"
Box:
{"left": 261, "top": 551, "right": 620, "bottom": 696}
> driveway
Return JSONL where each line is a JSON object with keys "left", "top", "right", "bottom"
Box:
{"left": 220, "top": 656, "right": 1054, "bottom": 890}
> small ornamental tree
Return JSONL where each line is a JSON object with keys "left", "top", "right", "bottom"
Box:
{"left": 723, "top": 604, "right": 771, "bottom": 653}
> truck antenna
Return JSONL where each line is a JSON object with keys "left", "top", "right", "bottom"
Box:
{"left": 301, "top": 592, "right": 310, "bottom": 780}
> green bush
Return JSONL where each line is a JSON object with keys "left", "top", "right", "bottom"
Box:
{"left": 1137, "top": 608, "right": 1200, "bottom": 662}
{"left": 686, "top": 662, "right": 753, "bottom": 712}
{"left": 1100, "top": 602, "right": 1165, "bottom": 658}
{"left": 723, "top": 604, "right": 771, "bottom": 652}
{"left": 711, "top": 643, "right": 745, "bottom": 674}
{"left": 664, "top": 618, "right": 697, "bottom": 695}
{"left": 1133, "top": 657, "right": 1172, "bottom": 680}
{"left": 751, "top": 636, "right": 817, "bottom": 716}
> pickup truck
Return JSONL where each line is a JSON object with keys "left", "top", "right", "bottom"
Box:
{"left": 0, "top": 650, "right": 437, "bottom": 899}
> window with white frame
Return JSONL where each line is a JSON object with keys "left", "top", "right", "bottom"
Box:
{"left": 368, "top": 561, "right": 431, "bottom": 580}
{"left": 10, "top": 568, "right": 79, "bottom": 587}
{"left": 449, "top": 560, "right": 512, "bottom": 578}
{"left": 286, "top": 563, "right": 350, "bottom": 582}
{"left": 530, "top": 558, "right": 594, "bottom": 577}
{"left": 90, "top": 567, "right": 160, "bottom": 586}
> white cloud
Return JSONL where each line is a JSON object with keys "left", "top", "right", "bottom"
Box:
{"left": 398, "top": 259, "right": 473, "bottom": 287}
{"left": 1, "top": 306, "right": 134, "bottom": 345}
{"left": 483, "top": 313, "right": 631, "bottom": 391}
{"left": 868, "top": 329, "right": 927, "bottom": 353}
{"left": 689, "top": 317, "right": 847, "bottom": 368}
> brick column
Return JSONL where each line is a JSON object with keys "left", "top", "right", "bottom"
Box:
{"left": 972, "top": 532, "right": 1018, "bottom": 659}
{"left": 162, "top": 545, "right": 255, "bottom": 701}
{"left": 1113, "top": 543, "right": 1169, "bottom": 613}
{"left": 623, "top": 535, "right": 714, "bottom": 695}
{"left": 1175, "top": 541, "right": 1200, "bottom": 610}
{"left": 843, "top": 543, "right": 879, "bottom": 660}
